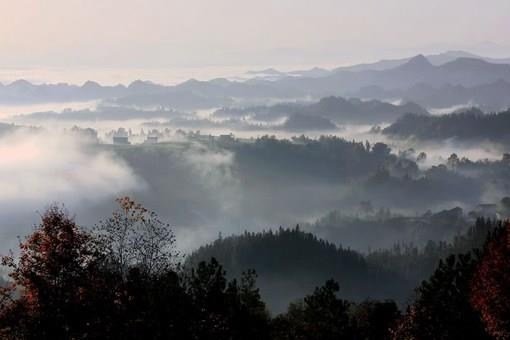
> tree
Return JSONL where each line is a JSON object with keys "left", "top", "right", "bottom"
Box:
{"left": 372, "top": 143, "right": 391, "bottom": 158}
{"left": 272, "top": 279, "right": 352, "bottom": 340}
{"left": 96, "top": 196, "right": 177, "bottom": 279}
{"left": 502, "top": 153, "right": 510, "bottom": 165}
{"left": 391, "top": 254, "right": 490, "bottom": 340}
{"left": 500, "top": 197, "right": 510, "bottom": 216}
{"left": 226, "top": 270, "right": 271, "bottom": 340}
{"left": 0, "top": 200, "right": 182, "bottom": 339}
{"left": 0, "top": 201, "right": 272, "bottom": 340}
{"left": 185, "top": 258, "right": 270, "bottom": 339}
{"left": 93, "top": 197, "right": 185, "bottom": 338}
{"left": 114, "top": 267, "right": 193, "bottom": 339}
{"left": 0, "top": 205, "right": 107, "bottom": 339}
{"left": 417, "top": 152, "right": 427, "bottom": 163}
{"left": 471, "top": 222, "right": 510, "bottom": 339}
{"left": 447, "top": 153, "right": 459, "bottom": 170}
{"left": 350, "top": 300, "right": 400, "bottom": 340}
{"left": 238, "top": 269, "right": 270, "bottom": 328}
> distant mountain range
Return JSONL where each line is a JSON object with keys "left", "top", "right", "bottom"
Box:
{"left": 333, "top": 50, "right": 510, "bottom": 73}
{"left": 258, "top": 55, "right": 510, "bottom": 97}
{"left": 1, "top": 51, "right": 510, "bottom": 112}
{"left": 246, "top": 50, "right": 510, "bottom": 77}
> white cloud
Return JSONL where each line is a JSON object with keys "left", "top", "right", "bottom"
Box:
{"left": 0, "top": 130, "right": 142, "bottom": 204}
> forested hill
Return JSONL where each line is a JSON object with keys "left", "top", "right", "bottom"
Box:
{"left": 0, "top": 200, "right": 507, "bottom": 339}
{"left": 186, "top": 227, "right": 407, "bottom": 313}
{"left": 213, "top": 96, "right": 428, "bottom": 124}
{"left": 186, "top": 219, "right": 497, "bottom": 313}
{"left": 220, "top": 135, "right": 398, "bottom": 181}
{"left": 383, "top": 108, "right": 510, "bottom": 143}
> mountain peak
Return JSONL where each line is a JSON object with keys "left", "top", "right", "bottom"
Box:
{"left": 403, "top": 54, "right": 433, "bottom": 68}
{"left": 442, "top": 50, "right": 479, "bottom": 58}
{"left": 128, "top": 79, "right": 154, "bottom": 88}
{"left": 9, "top": 79, "right": 33, "bottom": 87}
{"left": 82, "top": 80, "right": 101, "bottom": 88}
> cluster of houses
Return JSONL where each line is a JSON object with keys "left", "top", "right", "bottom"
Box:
{"left": 111, "top": 127, "right": 161, "bottom": 145}
{"left": 106, "top": 128, "right": 240, "bottom": 145}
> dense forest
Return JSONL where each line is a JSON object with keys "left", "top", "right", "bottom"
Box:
{"left": 383, "top": 108, "right": 510, "bottom": 144}
{"left": 96, "top": 134, "right": 509, "bottom": 240}
{"left": 187, "top": 217, "right": 498, "bottom": 312}
{"left": 187, "top": 226, "right": 402, "bottom": 313}
{"left": 1, "top": 197, "right": 508, "bottom": 339}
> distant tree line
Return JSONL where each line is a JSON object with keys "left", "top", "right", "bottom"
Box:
{"left": 306, "top": 205, "right": 469, "bottom": 250}
{"left": 219, "top": 135, "right": 399, "bottom": 182}
{"left": 383, "top": 108, "right": 510, "bottom": 143}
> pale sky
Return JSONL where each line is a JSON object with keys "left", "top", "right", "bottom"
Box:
{"left": 1, "top": 0, "right": 510, "bottom": 68}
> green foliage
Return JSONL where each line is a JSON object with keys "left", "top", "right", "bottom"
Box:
{"left": 187, "top": 226, "right": 403, "bottom": 313}
{"left": 186, "top": 259, "right": 270, "bottom": 339}
{"left": 271, "top": 279, "right": 352, "bottom": 340}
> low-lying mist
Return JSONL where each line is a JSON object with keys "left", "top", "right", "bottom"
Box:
{"left": 1, "top": 99, "right": 509, "bottom": 255}
{"left": 0, "top": 129, "right": 143, "bottom": 250}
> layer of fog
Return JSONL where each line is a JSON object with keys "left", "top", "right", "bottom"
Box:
{"left": 1, "top": 102, "right": 508, "bottom": 255}
{"left": 428, "top": 103, "right": 476, "bottom": 115}
{"left": 0, "top": 129, "right": 244, "bottom": 254}
{"left": 0, "top": 129, "right": 143, "bottom": 251}
{"left": 6, "top": 104, "right": 506, "bottom": 165}
{"left": 0, "top": 129, "right": 358, "bottom": 253}
{"left": 0, "top": 127, "right": 506, "bottom": 255}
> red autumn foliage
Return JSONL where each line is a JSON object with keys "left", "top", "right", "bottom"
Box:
{"left": 470, "top": 222, "right": 510, "bottom": 339}
{"left": 0, "top": 205, "right": 106, "bottom": 338}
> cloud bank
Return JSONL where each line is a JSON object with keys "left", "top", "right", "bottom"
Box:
{"left": 0, "top": 129, "right": 143, "bottom": 249}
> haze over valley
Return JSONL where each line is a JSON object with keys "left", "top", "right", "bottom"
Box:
{"left": 1, "top": 1, "right": 510, "bottom": 338}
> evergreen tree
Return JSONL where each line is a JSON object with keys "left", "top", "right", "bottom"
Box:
{"left": 391, "top": 254, "right": 490, "bottom": 340}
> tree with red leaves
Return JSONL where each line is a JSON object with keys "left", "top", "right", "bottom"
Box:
{"left": 471, "top": 222, "right": 510, "bottom": 339}
{"left": 0, "top": 205, "right": 108, "bottom": 339}
{"left": 390, "top": 253, "right": 491, "bottom": 340}
{"left": 0, "top": 199, "right": 272, "bottom": 339}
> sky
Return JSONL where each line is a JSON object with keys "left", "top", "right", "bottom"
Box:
{"left": 1, "top": 0, "right": 509, "bottom": 69}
